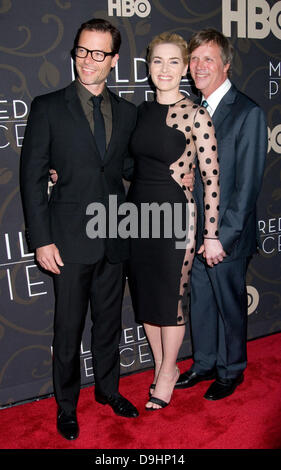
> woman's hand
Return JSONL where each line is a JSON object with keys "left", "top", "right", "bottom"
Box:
{"left": 181, "top": 164, "right": 195, "bottom": 191}
{"left": 198, "top": 239, "right": 227, "bottom": 267}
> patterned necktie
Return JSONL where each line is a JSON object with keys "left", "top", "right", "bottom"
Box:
{"left": 91, "top": 95, "right": 106, "bottom": 159}
{"left": 201, "top": 99, "right": 209, "bottom": 109}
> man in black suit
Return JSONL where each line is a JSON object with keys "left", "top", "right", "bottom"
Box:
{"left": 175, "top": 29, "right": 267, "bottom": 400}
{"left": 20, "top": 18, "right": 139, "bottom": 440}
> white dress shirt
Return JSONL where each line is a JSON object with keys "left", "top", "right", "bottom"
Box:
{"left": 201, "top": 78, "right": 232, "bottom": 116}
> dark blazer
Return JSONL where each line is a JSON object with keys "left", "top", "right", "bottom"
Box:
{"left": 20, "top": 81, "right": 136, "bottom": 264}
{"left": 194, "top": 84, "right": 267, "bottom": 261}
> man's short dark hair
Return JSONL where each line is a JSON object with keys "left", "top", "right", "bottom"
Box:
{"left": 73, "top": 18, "right": 121, "bottom": 55}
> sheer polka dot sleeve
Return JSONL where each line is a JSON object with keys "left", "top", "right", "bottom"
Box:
{"left": 192, "top": 106, "right": 220, "bottom": 239}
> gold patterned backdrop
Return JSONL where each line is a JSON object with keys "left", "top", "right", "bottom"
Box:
{"left": 0, "top": 0, "right": 280, "bottom": 407}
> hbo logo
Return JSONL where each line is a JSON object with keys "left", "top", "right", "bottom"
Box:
{"left": 108, "top": 0, "right": 151, "bottom": 17}
{"left": 222, "top": 0, "right": 281, "bottom": 39}
{"left": 268, "top": 125, "right": 281, "bottom": 154}
{"left": 247, "top": 286, "right": 259, "bottom": 315}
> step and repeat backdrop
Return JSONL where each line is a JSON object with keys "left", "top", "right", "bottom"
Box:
{"left": 0, "top": 0, "right": 280, "bottom": 407}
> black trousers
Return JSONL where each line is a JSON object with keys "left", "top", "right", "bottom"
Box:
{"left": 190, "top": 255, "right": 250, "bottom": 379}
{"left": 52, "top": 257, "right": 125, "bottom": 415}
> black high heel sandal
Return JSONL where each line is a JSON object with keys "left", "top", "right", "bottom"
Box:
{"left": 149, "top": 360, "right": 162, "bottom": 397}
{"left": 146, "top": 396, "right": 169, "bottom": 410}
{"left": 145, "top": 366, "right": 180, "bottom": 411}
{"left": 149, "top": 383, "right": 156, "bottom": 397}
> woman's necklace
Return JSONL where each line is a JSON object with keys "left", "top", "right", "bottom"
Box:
{"left": 156, "top": 95, "right": 186, "bottom": 106}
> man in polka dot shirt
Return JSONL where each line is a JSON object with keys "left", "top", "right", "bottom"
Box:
{"left": 175, "top": 29, "right": 267, "bottom": 401}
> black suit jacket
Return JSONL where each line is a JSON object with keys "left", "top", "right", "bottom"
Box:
{"left": 194, "top": 84, "right": 267, "bottom": 261}
{"left": 20, "top": 81, "right": 136, "bottom": 264}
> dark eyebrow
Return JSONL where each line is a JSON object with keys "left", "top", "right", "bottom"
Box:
{"left": 152, "top": 56, "right": 181, "bottom": 60}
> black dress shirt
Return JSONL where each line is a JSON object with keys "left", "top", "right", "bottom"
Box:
{"left": 76, "top": 79, "right": 112, "bottom": 148}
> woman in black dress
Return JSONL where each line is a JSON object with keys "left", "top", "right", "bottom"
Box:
{"left": 128, "top": 33, "right": 224, "bottom": 410}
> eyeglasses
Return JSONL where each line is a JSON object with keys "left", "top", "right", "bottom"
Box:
{"left": 74, "top": 46, "right": 115, "bottom": 62}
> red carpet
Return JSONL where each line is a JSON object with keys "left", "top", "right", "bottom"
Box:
{"left": 0, "top": 333, "right": 281, "bottom": 450}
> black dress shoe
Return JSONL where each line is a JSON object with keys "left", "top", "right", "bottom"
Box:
{"left": 95, "top": 392, "right": 139, "bottom": 418}
{"left": 174, "top": 368, "right": 216, "bottom": 389}
{"left": 57, "top": 409, "right": 79, "bottom": 440}
{"left": 204, "top": 374, "right": 244, "bottom": 401}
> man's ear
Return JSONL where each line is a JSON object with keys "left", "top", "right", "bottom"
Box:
{"left": 111, "top": 53, "right": 119, "bottom": 69}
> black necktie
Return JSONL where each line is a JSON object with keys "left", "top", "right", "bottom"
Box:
{"left": 91, "top": 95, "right": 106, "bottom": 159}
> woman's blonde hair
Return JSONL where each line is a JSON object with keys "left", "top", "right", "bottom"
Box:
{"left": 147, "top": 32, "right": 188, "bottom": 65}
